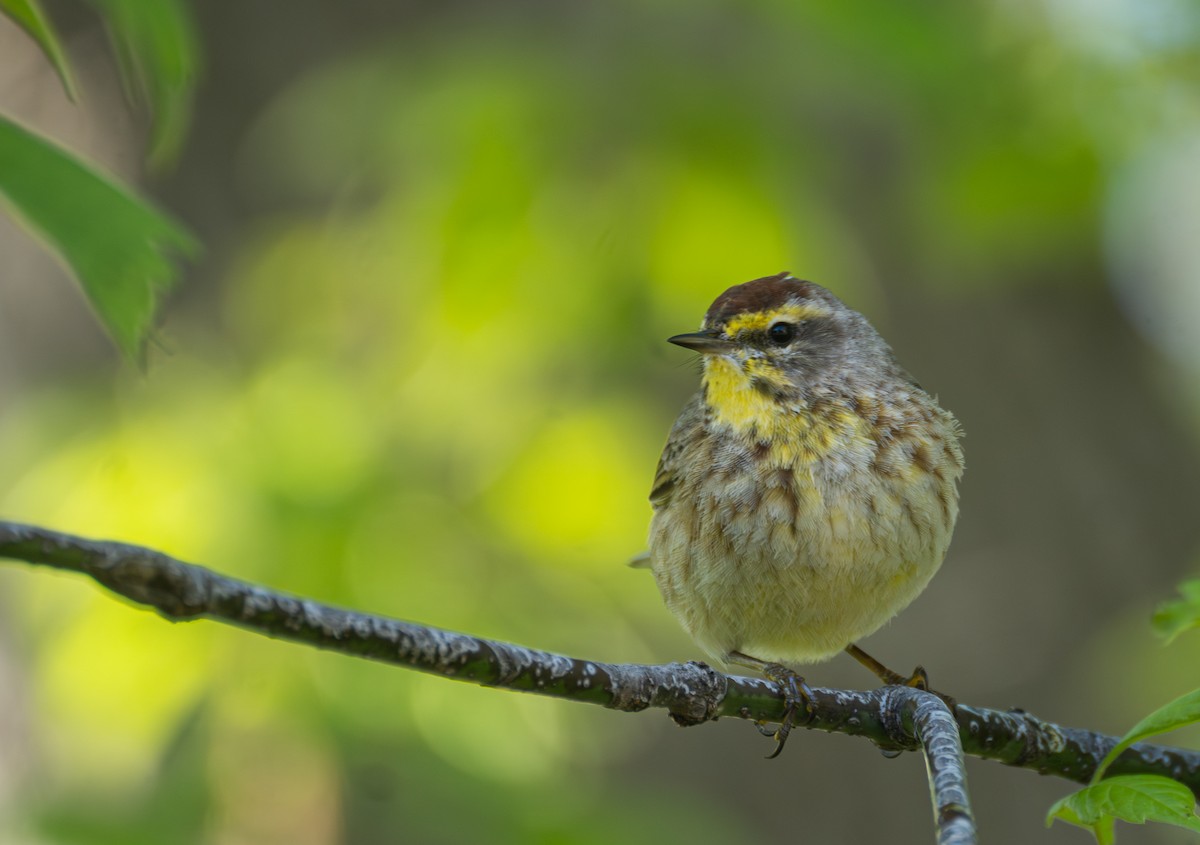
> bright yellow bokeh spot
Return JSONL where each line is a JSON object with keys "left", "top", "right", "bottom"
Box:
{"left": 484, "top": 409, "right": 654, "bottom": 563}
{"left": 0, "top": 377, "right": 250, "bottom": 563}
{"left": 238, "top": 356, "right": 379, "bottom": 503}
{"left": 650, "top": 168, "right": 793, "bottom": 318}
{"left": 36, "top": 598, "right": 213, "bottom": 789}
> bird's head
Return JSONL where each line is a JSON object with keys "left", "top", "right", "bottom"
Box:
{"left": 670, "top": 273, "right": 889, "bottom": 413}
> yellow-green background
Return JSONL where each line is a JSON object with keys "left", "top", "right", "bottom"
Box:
{"left": 3, "top": 1, "right": 1200, "bottom": 842}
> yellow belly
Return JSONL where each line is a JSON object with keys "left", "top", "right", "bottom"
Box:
{"left": 648, "top": 435, "right": 958, "bottom": 666}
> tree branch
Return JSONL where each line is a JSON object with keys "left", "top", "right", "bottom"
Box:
{"left": 2, "top": 520, "right": 1197, "bottom": 831}
{"left": 900, "top": 688, "right": 976, "bottom": 845}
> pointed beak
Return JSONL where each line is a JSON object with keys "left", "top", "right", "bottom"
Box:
{"left": 668, "top": 330, "right": 734, "bottom": 354}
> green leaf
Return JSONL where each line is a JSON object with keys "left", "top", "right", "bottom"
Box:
{"left": 1048, "top": 800, "right": 1115, "bottom": 845}
{"left": 1154, "top": 580, "right": 1200, "bottom": 644}
{"left": 89, "top": 0, "right": 200, "bottom": 167}
{"left": 1, "top": 0, "right": 78, "bottom": 98}
{"left": 1094, "top": 688, "right": 1200, "bottom": 781}
{"left": 0, "top": 114, "right": 198, "bottom": 360}
{"left": 1047, "top": 775, "right": 1200, "bottom": 844}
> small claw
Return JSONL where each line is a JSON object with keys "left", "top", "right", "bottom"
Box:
{"left": 843, "top": 645, "right": 957, "bottom": 713}
{"left": 765, "top": 722, "right": 791, "bottom": 760}
{"left": 905, "top": 665, "right": 930, "bottom": 690}
{"left": 903, "top": 665, "right": 957, "bottom": 712}
{"left": 725, "top": 651, "right": 816, "bottom": 758}
{"left": 761, "top": 662, "right": 814, "bottom": 759}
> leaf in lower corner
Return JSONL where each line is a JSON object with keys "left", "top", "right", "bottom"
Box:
{"left": 0, "top": 114, "right": 198, "bottom": 361}
{"left": 1047, "top": 775, "right": 1200, "bottom": 844}
{"left": 1047, "top": 800, "right": 1109, "bottom": 844}
{"left": 1093, "top": 688, "right": 1200, "bottom": 781}
{"left": 0, "top": 0, "right": 77, "bottom": 98}
{"left": 1153, "top": 580, "right": 1200, "bottom": 645}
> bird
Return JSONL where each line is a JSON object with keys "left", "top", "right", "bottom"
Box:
{"left": 641, "top": 271, "right": 964, "bottom": 752}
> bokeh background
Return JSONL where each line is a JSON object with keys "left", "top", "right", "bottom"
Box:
{"left": 3, "top": 1, "right": 1200, "bottom": 842}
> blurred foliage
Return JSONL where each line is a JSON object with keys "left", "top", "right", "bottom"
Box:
{"left": 0, "top": 0, "right": 196, "bottom": 360}
{"left": 1155, "top": 579, "right": 1200, "bottom": 644}
{"left": 89, "top": 0, "right": 199, "bottom": 166}
{"left": 0, "top": 115, "right": 198, "bottom": 361}
{"left": 0, "top": 0, "right": 76, "bottom": 96}
{"left": 3, "top": 0, "right": 1200, "bottom": 843}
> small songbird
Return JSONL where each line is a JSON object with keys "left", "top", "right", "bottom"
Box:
{"left": 643, "top": 272, "right": 964, "bottom": 748}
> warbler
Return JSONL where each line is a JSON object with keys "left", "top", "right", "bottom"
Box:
{"left": 643, "top": 272, "right": 963, "bottom": 747}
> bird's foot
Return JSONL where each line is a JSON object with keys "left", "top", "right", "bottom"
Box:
{"left": 728, "top": 651, "right": 814, "bottom": 758}
{"left": 845, "top": 644, "right": 956, "bottom": 711}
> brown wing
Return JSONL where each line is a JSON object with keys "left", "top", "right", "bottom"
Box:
{"left": 649, "top": 392, "right": 706, "bottom": 510}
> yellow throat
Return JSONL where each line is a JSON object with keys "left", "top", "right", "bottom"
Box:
{"left": 701, "top": 353, "right": 867, "bottom": 466}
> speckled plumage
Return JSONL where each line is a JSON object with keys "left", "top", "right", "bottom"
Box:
{"left": 647, "top": 273, "right": 964, "bottom": 667}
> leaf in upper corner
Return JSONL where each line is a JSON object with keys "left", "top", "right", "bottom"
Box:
{"left": 1047, "top": 775, "right": 1200, "bottom": 844}
{"left": 88, "top": 0, "right": 200, "bottom": 168}
{"left": 1, "top": 0, "right": 78, "bottom": 98}
{"left": 0, "top": 114, "right": 198, "bottom": 361}
{"left": 1153, "top": 580, "right": 1200, "bottom": 645}
{"left": 1093, "top": 687, "right": 1200, "bottom": 781}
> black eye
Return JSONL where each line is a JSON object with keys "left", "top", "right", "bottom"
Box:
{"left": 767, "top": 322, "right": 795, "bottom": 345}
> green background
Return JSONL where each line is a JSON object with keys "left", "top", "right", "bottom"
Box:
{"left": 3, "top": 1, "right": 1200, "bottom": 842}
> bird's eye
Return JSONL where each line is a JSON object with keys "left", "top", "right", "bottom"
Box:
{"left": 767, "top": 322, "right": 796, "bottom": 345}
